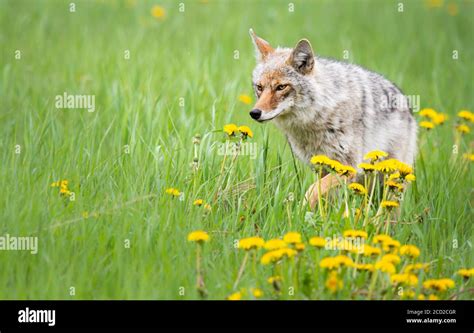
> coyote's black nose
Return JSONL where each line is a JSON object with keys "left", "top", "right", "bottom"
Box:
{"left": 249, "top": 109, "right": 262, "bottom": 120}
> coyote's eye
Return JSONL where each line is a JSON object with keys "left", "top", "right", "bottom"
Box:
{"left": 276, "top": 84, "right": 288, "bottom": 91}
{"left": 256, "top": 84, "right": 263, "bottom": 93}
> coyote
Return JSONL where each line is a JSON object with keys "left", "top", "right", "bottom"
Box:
{"left": 248, "top": 29, "right": 417, "bottom": 209}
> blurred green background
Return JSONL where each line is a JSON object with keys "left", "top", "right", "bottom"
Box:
{"left": 0, "top": 0, "right": 472, "bottom": 299}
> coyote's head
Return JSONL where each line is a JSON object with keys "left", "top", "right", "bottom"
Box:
{"left": 248, "top": 29, "right": 315, "bottom": 123}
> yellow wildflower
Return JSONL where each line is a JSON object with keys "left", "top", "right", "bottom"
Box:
{"left": 382, "top": 239, "right": 401, "bottom": 252}
{"left": 420, "top": 121, "right": 435, "bottom": 130}
{"left": 433, "top": 113, "right": 447, "bottom": 125}
{"left": 456, "top": 124, "right": 470, "bottom": 134}
{"left": 386, "top": 180, "right": 404, "bottom": 192}
{"left": 419, "top": 108, "right": 438, "bottom": 119}
{"left": 227, "top": 291, "right": 242, "bottom": 300}
{"left": 463, "top": 153, "right": 474, "bottom": 161}
{"left": 348, "top": 183, "right": 367, "bottom": 195}
{"left": 381, "top": 254, "right": 401, "bottom": 265}
{"left": 389, "top": 172, "right": 400, "bottom": 180}
{"left": 381, "top": 200, "right": 399, "bottom": 209}
{"left": 372, "top": 234, "right": 393, "bottom": 244}
{"left": 400, "top": 245, "right": 420, "bottom": 258}
{"left": 238, "top": 94, "right": 252, "bottom": 105}
{"left": 238, "top": 237, "right": 265, "bottom": 251}
{"left": 364, "top": 150, "right": 388, "bottom": 162}
{"left": 363, "top": 245, "right": 382, "bottom": 257}
{"left": 310, "top": 155, "right": 332, "bottom": 166}
{"left": 458, "top": 110, "right": 474, "bottom": 122}
{"left": 358, "top": 162, "right": 377, "bottom": 172}
{"left": 223, "top": 123, "right": 238, "bottom": 136}
{"left": 294, "top": 243, "right": 305, "bottom": 252}
{"left": 375, "top": 260, "right": 396, "bottom": 274}
{"left": 343, "top": 230, "right": 368, "bottom": 239}
{"left": 238, "top": 125, "right": 253, "bottom": 138}
{"left": 355, "top": 263, "right": 375, "bottom": 272}
{"left": 457, "top": 268, "right": 474, "bottom": 279}
{"left": 193, "top": 199, "right": 204, "bottom": 206}
{"left": 325, "top": 271, "right": 343, "bottom": 293}
{"left": 404, "top": 263, "right": 429, "bottom": 274}
{"left": 187, "top": 230, "right": 210, "bottom": 243}
{"left": 283, "top": 232, "right": 302, "bottom": 244}
{"left": 267, "top": 276, "right": 282, "bottom": 284}
{"left": 264, "top": 239, "right": 287, "bottom": 251}
{"left": 151, "top": 5, "right": 166, "bottom": 19}
{"left": 335, "top": 164, "right": 357, "bottom": 176}
{"left": 251, "top": 288, "right": 263, "bottom": 298}
{"left": 165, "top": 188, "right": 181, "bottom": 197}
{"left": 309, "top": 237, "right": 326, "bottom": 248}
{"left": 405, "top": 174, "right": 416, "bottom": 182}
{"left": 391, "top": 273, "right": 419, "bottom": 286}
{"left": 423, "top": 278, "right": 455, "bottom": 292}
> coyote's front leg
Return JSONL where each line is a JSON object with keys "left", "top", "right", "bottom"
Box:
{"left": 304, "top": 174, "right": 342, "bottom": 210}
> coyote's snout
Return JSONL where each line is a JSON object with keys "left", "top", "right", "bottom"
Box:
{"left": 248, "top": 29, "right": 417, "bottom": 209}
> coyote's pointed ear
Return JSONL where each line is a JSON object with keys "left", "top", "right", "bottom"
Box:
{"left": 249, "top": 28, "right": 274, "bottom": 61}
{"left": 288, "top": 39, "right": 314, "bottom": 75}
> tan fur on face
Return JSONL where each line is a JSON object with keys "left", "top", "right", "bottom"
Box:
{"left": 253, "top": 71, "right": 292, "bottom": 112}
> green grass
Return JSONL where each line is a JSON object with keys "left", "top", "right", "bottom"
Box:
{"left": 0, "top": 0, "right": 472, "bottom": 300}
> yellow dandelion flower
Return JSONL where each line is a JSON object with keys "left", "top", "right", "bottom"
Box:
{"left": 382, "top": 239, "right": 401, "bottom": 252}
{"left": 348, "top": 183, "right": 367, "bottom": 195}
{"left": 238, "top": 125, "right": 253, "bottom": 138}
{"left": 165, "top": 188, "right": 181, "bottom": 197}
{"left": 423, "top": 278, "right": 455, "bottom": 292}
{"left": 264, "top": 239, "right": 287, "bottom": 251}
{"left": 400, "top": 245, "right": 420, "bottom": 258}
{"left": 457, "top": 268, "right": 474, "bottom": 279}
{"left": 267, "top": 276, "right": 282, "bottom": 284}
{"left": 363, "top": 245, "right": 382, "bottom": 257}
{"left": 283, "top": 232, "right": 302, "bottom": 244}
{"left": 227, "top": 291, "right": 242, "bottom": 300}
{"left": 223, "top": 123, "right": 238, "bottom": 136}
{"left": 238, "top": 94, "right": 252, "bottom": 105}
{"left": 151, "top": 5, "right": 166, "bottom": 19}
{"left": 187, "top": 230, "right": 210, "bottom": 243}
{"left": 343, "top": 229, "right": 368, "bottom": 239}
{"left": 463, "top": 153, "right": 474, "bottom": 161}
{"left": 373, "top": 234, "right": 393, "bottom": 244}
{"left": 310, "top": 155, "right": 332, "bottom": 166}
{"left": 374, "top": 159, "right": 398, "bottom": 173}
{"left": 456, "top": 124, "right": 470, "bottom": 134}
{"left": 358, "top": 162, "right": 377, "bottom": 172}
{"left": 251, "top": 288, "right": 263, "bottom": 298}
{"left": 238, "top": 237, "right": 265, "bottom": 251}
{"left": 428, "top": 294, "right": 439, "bottom": 300}
{"left": 294, "top": 242, "right": 305, "bottom": 252}
{"left": 335, "top": 164, "right": 357, "bottom": 176}
{"left": 50, "top": 181, "right": 60, "bottom": 187}
{"left": 381, "top": 200, "right": 399, "bottom": 209}
{"left": 375, "top": 260, "right": 396, "bottom": 275}
{"left": 419, "top": 108, "right": 438, "bottom": 119}
{"left": 381, "top": 254, "right": 401, "bottom": 265}
{"left": 405, "top": 174, "right": 416, "bottom": 182}
{"left": 420, "top": 121, "right": 435, "bottom": 130}
{"left": 389, "top": 172, "right": 400, "bottom": 180}
{"left": 433, "top": 113, "right": 447, "bottom": 125}
{"left": 458, "top": 110, "right": 474, "bottom": 122}
{"left": 386, "top": 180, "right": 404, "bottom": 192}
{"left": 355, "top": 263, "right": 375, "bottom": 272}
{"left": 364, "top": 150, "right": 388, "bottom": 162}
{"left": 405, "top": 263, "right": 429, "bottom": 274}
{"left": 193, "top": 199, "right": 204, "bottom": 206}
{"left": 325, "top": 271, "right": 343, "bottom": 293}
{"left": 391, "top": 273, "right": 419, "bottom": 286}
{"left": 309, "top": 236, "right": 326, "bottom": 248}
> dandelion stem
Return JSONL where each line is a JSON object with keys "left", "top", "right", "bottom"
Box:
{"left": 233, "top": 251, "right": 249, "bottom": 290}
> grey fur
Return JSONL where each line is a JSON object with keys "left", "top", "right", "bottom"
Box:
{"left": 250, "top": 39, "right": 417, "bottom": 170}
